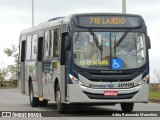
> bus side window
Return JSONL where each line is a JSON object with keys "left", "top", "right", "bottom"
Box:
{"left": 26, "top": 35, "right": 32, "bottom": 61}
{"left": 20, "top": 41, "right": 26, "bottom": 62}
{"left": 49, "top": 30, "right": 54, "bottom": 58}
{"left": 37, "top": 37, "right": 43, "bottom": 61}
{"left": 53, "top": 28, "right": 60, "bottom": 58}
{"left": 44, "top": 31, "right": 50, "bottom": 59}
{"left": 31, "top": 34, "right": 37, "bottom": 60}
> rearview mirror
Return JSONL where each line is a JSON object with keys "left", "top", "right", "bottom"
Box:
{"left": 65, "top": 36, "right": 71, "bottom": 50}
{"left": 147, "top": 36, "right": 151, "bottom": 49}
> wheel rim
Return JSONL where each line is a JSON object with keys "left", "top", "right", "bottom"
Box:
{"left": 30, "top": 85, "right": 33, "bottom": 103}
{"left": 55, "top": 90, "right": 61, "bottom": 109}
{"left": 30, "top": 91, "right": 33, "bottom": 102}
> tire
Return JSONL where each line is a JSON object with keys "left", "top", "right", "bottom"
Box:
{"left": 55, "top": 84, "right": 68, "bottom": 113}
{"left": 121, "top": 103, "right": 134, "bottom": 112}
{"left": 39, "top": 99, "right": 48, "bottom": 107}
{"left": 29, "top": 82, "right": 39, "bottom": 107}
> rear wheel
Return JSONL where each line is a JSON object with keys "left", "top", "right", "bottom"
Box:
{"left": 29, "top": 82, "right": 39, "bottom": 107}
{"left": 121, "top": 103, "right": 134, "bottom": 112}
{"left": 55, "top": 84, "right": 68, "bottom": 113}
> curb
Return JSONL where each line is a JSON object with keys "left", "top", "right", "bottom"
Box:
{"left": 149, "top": 99, "right": 160, "bottom": 104}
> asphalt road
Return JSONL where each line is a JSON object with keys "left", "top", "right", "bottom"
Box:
{"left": 0, "top": 88, "right": 160, "bottom": 120}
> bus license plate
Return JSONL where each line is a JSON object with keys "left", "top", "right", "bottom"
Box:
{"left": 104, "top": 91, "right": 118, "bottom": 96}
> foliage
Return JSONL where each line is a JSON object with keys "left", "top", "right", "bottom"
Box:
{"left": 7, "top": 64, "right": 18, "bottom": 80}
{"left": 149, "top": 90, "right": 160, "bottom": 99}
{"left": 3, "top": 44, "right": 18, "bottom": 81}
{"left": 152, "top": 69, "right": 160, "bottom": 83}
{"left": 0, "top": 68, "right": 7, "bottom": 82}
{"left": 149, "top": 83, "right": 160, "bottom": 99}
{"left": 150, "top": 83, "right": 160, "bottom": 92}
{"left": 4, "top": 44, "right": 18, "bottom": 63}
{"left": 0, "top": 66, "right": 8, "bottom": 87}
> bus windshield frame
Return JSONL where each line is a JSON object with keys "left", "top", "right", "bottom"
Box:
{"left": 72, "top": 31, "right": 147, "bottom": 71}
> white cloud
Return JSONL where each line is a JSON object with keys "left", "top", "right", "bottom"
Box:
{"left": 0, "top": 23, "right": 28, "bottom": 65}
{"left": 33, "top": 0, "right": 122, "bottom": 25}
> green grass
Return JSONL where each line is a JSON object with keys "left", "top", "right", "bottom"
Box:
{"left": 149, "top": 90, "right": 160, "bottom": 99}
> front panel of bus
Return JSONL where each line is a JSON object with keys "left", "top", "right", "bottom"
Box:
{"left": 66, "top": 14, "right": 150, "bottom": 104}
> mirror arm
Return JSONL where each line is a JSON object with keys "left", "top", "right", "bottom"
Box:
{"left": 147, "top": 36, "right": 151, "bottom": 49}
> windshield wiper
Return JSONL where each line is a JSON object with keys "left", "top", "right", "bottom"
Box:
{"left": 116, "top": 31, "right": 129, "bottom": 47}
{"left": 89, "top": 29, "right": 103, "bottom": 52}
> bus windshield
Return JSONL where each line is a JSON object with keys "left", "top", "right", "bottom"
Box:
{"left": 73, "top": 32, "right": 146, "bottom": 70}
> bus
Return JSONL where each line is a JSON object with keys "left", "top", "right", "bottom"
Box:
{"left": 18, "top": 13, "right": 151, "bottom": 113}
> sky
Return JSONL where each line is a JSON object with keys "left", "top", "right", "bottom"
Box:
{"left": 0, "top": 0, "right": 160, "bottom": 82}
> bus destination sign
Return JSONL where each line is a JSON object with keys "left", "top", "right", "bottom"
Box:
{"left": 89, "top": 17, "right": 126, "bottom": 25}
{"left": 77, "top": 16, "right": 142, "bottom": 28}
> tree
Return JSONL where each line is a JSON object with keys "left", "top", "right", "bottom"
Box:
{"left": 0, "top": 66, "right": 7, "bottom": 87}
{"left": 7, "top": 65, "right": 18, "bottom": 81}
{"left": 4, "top": 44, "right": 18, "bottom": 63}
{"left": 152, "top": 69, "right": 160, "bottom": 83}
{"left": 4, "top": 44, "right": 18, "bottom": 81}
{"left": 151, "top": 69, "right": 160, "bottom": 92}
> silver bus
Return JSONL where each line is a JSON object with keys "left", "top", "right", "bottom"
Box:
{"left": 18, "top": 13, "right": 151, "bottom": 113}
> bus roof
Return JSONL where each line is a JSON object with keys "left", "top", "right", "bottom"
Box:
{"left": 20, "top": 13, "right": 144, "bottom": 35}
{"left": 20, "top": 17, "right": 68, "bottom": 35}
{"left": 70, "top": 13, "right": 142, "bottom": 17}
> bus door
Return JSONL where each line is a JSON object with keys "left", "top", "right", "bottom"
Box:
{"left": 19, "top": 40, "right": 26, "bottom": 94}
{"left": 60, "top": 33, "right": 69, "bottom": 102}
{"left": 37, "top": 37, "right": 44, "bottom": 98}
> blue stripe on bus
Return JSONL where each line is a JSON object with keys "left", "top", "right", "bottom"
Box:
{"left": 67, "top": 51, "right": 78, "bottom": 84}
{"left": 142, "top": 69, "right": 149, "bottom": 84}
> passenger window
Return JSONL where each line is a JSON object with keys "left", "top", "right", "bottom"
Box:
{"left": 44, "top": 31, "right": 50, "bottom": 58}
{"left": 21, "top": 41, "right": 26, "bottom": 62}
{"left": 26, "top": 35, "right": 32, "bottom": 60}
{"left": 49, "top": 30, "right": 54, "bottom": 58}
{"left": 53, "top": 28, "right": 60, "bottom": 58}
{"left": 31, "top": 34, "right": 37, "bottom": 59}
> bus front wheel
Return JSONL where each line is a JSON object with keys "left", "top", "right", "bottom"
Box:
{"left": 121, "top": 103, "right": 134, "bottom": 112}
{"left": 55, "top": 84, "right": 68, "bottom": 113}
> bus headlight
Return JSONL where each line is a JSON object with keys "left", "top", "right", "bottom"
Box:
{"left": 69, "top": 74, "right": 83, "bottom": 86}
{"left": 138, "top": 75, "right": 149, "bottom": 85}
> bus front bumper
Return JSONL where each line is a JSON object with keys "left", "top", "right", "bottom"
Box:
{"left": 68, "top": 84, "right": 149, "bottom": 104}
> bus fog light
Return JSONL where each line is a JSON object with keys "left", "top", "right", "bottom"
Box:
{"left": 77, "top": 80, "right": 83, "bottom": 86}
{"left": 138, "top": 75, "right": 149, "bottom": 85}
{"left": 74, "top": 80, "right": 79, "bottom": 84}
{"left": 141, "top": 80, "right": 146, "bottom": 84}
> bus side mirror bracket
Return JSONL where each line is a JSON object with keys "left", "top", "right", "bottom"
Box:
{"left": 65, "top": 36, "right": 71, "bottom": 50}
{"left": 147, "top": 36, "right": 151, "bottom": 49}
